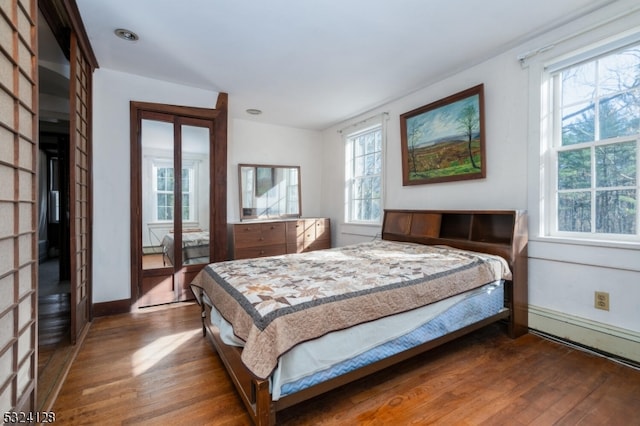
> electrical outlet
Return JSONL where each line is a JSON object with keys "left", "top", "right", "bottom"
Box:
{"left": 594, "top": 291, "right": 609, "bottom": 311}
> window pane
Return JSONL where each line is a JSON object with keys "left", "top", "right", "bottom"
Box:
{"left": 364, "top": 178, "right": 373, "bottom": 199}
{"left": 558, "top": 192, "right": 591, "bottom": 232}
{"left": 182, "top": 194, "right": 190, "bottom": 220}
{"left": 365, "top": 132, "right": 375, "bottom": 154}
{"left": 558, "top": 148, "right": 591, "bottom": 189}
{"left": 157, "top": 168, "right": 174, "bottom": 192}
{"left": 354, "top": 155, "right": 364, "bottom": 177}
{"left": 353, "top": 179, "right": 362, "bottom": 198}
{"left": 158, "top": 207, "right": 167, "bottom": 221}
{"left": 355, "top": 137, "right": 365, "bottom": 157}
{"left": 158, "top": 194, "right": 168, "bottom": 209}
{"left": 562, "top": 103, "right": 595, "bottom": 145}
{"left": 599, "top": 90, "right": 640, "bottom": 139}
{"left": 157, "top": 168, "right": 166, "bottom": 191}
{"left": 361, "top": 198, "right": 372, "bottom": 221}
{"left": 182, "top": 168, "right": 190, "bottom": 192}
{"left": 364, "top": 153, "right": 375, "bottom": 175}
{"left": 370, "top": 199, "right": 381, "bottom": 222}
{"left": 598, "top": 48, "right": 640, "bottom": 95}
{"left": 596, "top": 141, "right": 636, "bottom": 187}
{"left": 371, "top": 176, "right": 381, "bottom": 198}
{"left": 353, "top": 199, "right": 362, "bottom": 221}
{"left": 562, "top": 62, "right": 596, "bottom": 105}
{"left": 596, "top": 189, "right": 636, "bottom": 234}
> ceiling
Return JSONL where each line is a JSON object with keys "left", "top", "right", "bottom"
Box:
{"left": 74, "top": 0, "right": 617, "bottom": 131}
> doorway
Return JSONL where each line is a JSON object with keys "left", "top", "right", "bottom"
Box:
{"left": 130, "top": 100, "right": 228, "bottom": 308}
{"left": 37, "top": 133, "right": 71, "bottom": 341}
{"left": 37, "top": 9, "right": 72, "bottom": 410}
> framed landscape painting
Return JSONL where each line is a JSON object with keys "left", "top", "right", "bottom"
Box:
{"left": 400, "top": 84, "right": 486, "bottom": 185}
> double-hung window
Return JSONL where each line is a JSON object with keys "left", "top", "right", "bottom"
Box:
{"left": 546, "top": 40, "right": 640, "bottom": 241}
{"left": 152, "top": 159, "right": 197, "bottom": 223}
{"left": 345, "top": 122, "right": 384, "bottom": 224}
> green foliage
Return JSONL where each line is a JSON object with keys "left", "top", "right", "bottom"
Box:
{"left": 556, "top": 45, "right": 639, "bottom": 235}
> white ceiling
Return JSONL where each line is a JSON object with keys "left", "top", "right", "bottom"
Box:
{"left": 75, "top": 0, "right": 616, "bottom": 131}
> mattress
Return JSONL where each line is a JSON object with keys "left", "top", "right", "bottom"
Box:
{"left": 193, "top": 240, "right": 512, "bottom": 379}
{"left": 161, "top": 230, "right": 209, "bottom": 265}
{"left": 205, "top": 280, "right": 504, "bottom": 401}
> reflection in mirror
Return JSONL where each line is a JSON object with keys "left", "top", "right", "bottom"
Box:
{"left": 141, "top": 118, "right": 174, "bottom": 270}
{"left": 140, "top": 119, "right": 212, "bottom": 270}
{"left": 239, "top": 164, "right": 301, "bottom": 220}
{"left": 179, "top": 124, "right": 210, "bottom": 266}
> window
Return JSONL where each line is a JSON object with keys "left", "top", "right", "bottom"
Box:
{"left": 152, "top": 160, "right": 196, "bottom": 222}
{"left": 547, "top": 41, "right": 639, "bottom": 240}
{"left": 345, "top": 124, "right": 384, "bottom": 224}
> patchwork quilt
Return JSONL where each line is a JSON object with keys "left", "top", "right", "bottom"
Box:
{"left": 191, "top": 239, "right": 511, "bottom": 379}
{"left": 161, "top": 231, "right": 209, "bottom": 265}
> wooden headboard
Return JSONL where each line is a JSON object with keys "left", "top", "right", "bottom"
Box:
{"left": 381, "top": 209, "right": 528, "bottom": 337}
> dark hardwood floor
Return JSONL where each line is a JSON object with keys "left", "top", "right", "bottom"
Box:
{"left": 38, "top": 257, "right": 75, "bottom": 411}
{"left": 52, "top": 303, "right": 640, "bottom": 425}
{"left": 38, "top": 293, "right": 74, "bottom": 411}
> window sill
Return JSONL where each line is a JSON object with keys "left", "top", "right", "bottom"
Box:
{"left": 340, "top": 222, "right": 381, "bottom": 238}
{"left": 529, "top": 236, "right": 640, "bottom": 273}
{"left": 530, "top": 235, "right": 640, "bottom": 250}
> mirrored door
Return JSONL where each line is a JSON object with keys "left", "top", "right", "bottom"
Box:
{"left": 131, "top": 100, "right": 227, "bottom": 308}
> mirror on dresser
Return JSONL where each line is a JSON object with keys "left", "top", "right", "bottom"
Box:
{"left": 238, "top": 164, "right": 301, "bottom": 220}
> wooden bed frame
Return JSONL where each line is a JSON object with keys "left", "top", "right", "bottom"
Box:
{"left": 197, "top": 209, "right": 528, "bottom": 425}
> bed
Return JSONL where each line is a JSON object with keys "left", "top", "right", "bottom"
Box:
{"left": 161, "top": 230, "right": 210, "bottom": 266}
{"left": 190, "top": 209, "right": 528, "bottom": 425}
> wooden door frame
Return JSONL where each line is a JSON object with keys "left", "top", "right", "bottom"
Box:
{"left": 130, "top": 96, "right": 228, "bottom": 309}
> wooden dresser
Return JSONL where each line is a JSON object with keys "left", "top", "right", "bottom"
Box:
{"left": 230, "top": 218, "right": 331, "bottom": 260}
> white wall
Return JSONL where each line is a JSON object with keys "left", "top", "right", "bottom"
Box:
{"left": 92, "top": 69, "right": 218, "bottom": 303}
{"left": 321, "top": 1, "right": 640, "bottom": 361}
{"left": 227, "top": 119, "right": 324, "bottom": 222}
{"left": 321, "top": 54, "right": 529, "bottom": 246}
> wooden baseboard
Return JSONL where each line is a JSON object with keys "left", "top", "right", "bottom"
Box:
{"left": 92, "top": 299, "right": 131, "bottom": 317}
{"left": 529, "top": 305, "right": 640, "bottom": 363}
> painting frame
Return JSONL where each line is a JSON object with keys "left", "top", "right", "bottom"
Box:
{"left": 400, "top": 84, "right": 486, "bottom": 185}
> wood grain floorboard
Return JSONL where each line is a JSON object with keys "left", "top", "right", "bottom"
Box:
{"left": 38, "top": 293, "right": 73, "bottom": 410}
{"left": 53, "top": 303, "right": 640, "bottom": 425}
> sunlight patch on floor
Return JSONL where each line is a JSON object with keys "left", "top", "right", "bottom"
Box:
{"left": 131, "top": 328, "right": 200, "bottom": 376}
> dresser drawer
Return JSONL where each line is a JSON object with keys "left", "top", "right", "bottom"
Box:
{"left": 259, "top": 222, "right": 286, "bottom": 244}
{"left": 286, "top": 220, "right": 306, "bottom": 251}
{"left": 235, "top": 244, "right": 287, "bottom": 260}
{"left": 232, "top": 219, "right": 330, "bottom": 259}
{"left": 314, "top": 219, "right": 330, "bottom": 241}
{"left": 234, "top": 222, "right": 286, "bottom": 248}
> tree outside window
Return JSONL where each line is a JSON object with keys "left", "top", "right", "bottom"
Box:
{"left": 553, "top": 44, "right": 639, "bottom": 238}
